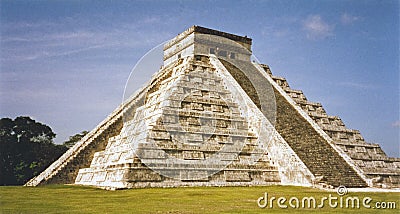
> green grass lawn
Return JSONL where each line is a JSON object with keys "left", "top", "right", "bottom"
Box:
{"left": 0, "top": 185, "right": 399, "bottom": 213}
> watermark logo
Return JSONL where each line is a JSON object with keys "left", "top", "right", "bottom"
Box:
{"left": 336, "top": 185, "right": 348, "bottom": 196}
{"left": 257, "top": 186, "right": 397, "bottom": 210}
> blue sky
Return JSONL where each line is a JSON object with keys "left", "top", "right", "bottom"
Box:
{"left": 0, "top": 0, "right": 398, "bottom": 157}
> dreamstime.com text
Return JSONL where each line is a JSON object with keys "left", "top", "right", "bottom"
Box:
{"left": 257, "top": 187, "right": 397, "bottom": 210}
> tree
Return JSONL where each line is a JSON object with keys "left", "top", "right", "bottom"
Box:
{"left": 63, "top": 131, "right": 88, "bottom": 148}
{"left": 0, "top": 116, "right": 67, "bottom": 185}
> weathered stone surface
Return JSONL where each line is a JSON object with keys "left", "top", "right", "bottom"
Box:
{"left": 74, "top": 55, "right": 287, "bottom": 189}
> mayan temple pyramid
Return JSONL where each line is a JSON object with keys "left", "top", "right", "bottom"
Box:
{"left": 26, "top": 26, "right": 399, "bottom": 190}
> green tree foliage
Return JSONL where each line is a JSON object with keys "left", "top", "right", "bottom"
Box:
{"left": 0, "top": 116, "right": 67, "bottom": 185}
{"left": 63, "top": 131, "right": 88, "bottom": 148}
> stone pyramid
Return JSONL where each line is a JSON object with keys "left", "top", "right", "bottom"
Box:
{"left": 26, "top": 26, "right": 399, "bottom": 189}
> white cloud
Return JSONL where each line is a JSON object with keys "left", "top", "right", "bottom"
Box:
{"left": 341, "top": 13, "right": 361, "bottom": 25}
{"left": 338, "top": 81, "right": 376, "bottom": 89}
{"left": 303, "top": 15, "right": 334, "bottom": 39}
{"left": 392, "top": 120, "right": 400, "bottom": 128}
{"left": 9, "top": 44, "right": 116, "bottom": 61}
{"left": 1, "top": 16, "right": 171, "bottom": 62}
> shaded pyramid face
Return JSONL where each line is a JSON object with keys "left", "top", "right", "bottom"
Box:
{"left": 26, "top": 26, "right": 399, "bottom": 189}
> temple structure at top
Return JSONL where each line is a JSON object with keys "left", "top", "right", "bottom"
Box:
{"left": 163, "top": 26, "right": 252, "bottom": 65}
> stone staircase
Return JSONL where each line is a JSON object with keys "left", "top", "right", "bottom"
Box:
{"left": 25, "top": 106, "right": 125, "bottom": 186}
{"left": 267, "top": 67, "right": 400, "bottom": 188}
{"left": 220, "top": 60, "right": 367, "bottom": 187}
{"left": 24, "top": 62, "right": 170, "bottom": 187}
{"left": 273, "top": 88, "right": 366, "bottom": 187}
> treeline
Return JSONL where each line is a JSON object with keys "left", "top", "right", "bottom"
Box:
{"left": 0, "top": 116, "right": 86, "bottom": 185}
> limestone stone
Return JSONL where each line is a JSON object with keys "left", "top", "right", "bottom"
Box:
{"left": 26, "top": 26, "right": 399, "bottom": 189}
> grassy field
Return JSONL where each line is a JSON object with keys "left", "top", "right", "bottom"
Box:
{"left": 0, "top": 185, "right": 399, "bottom": 213}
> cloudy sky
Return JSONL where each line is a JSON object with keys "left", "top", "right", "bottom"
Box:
{"left": 1, "top": 0, "right": 398, "bottom": 157}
